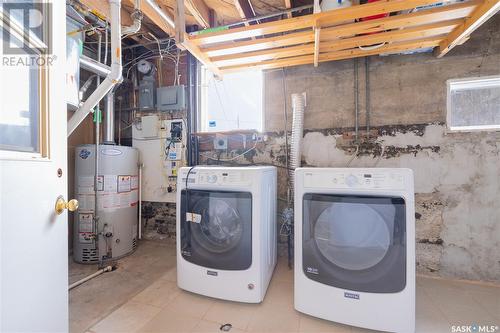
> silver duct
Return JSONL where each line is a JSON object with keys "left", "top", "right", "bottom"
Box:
{"left": 104, "top": 92, "right": 115, "bottom": 144}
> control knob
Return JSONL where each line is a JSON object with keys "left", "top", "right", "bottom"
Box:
{"left": 345, "top": 174, "right": 358, "bottom": 187}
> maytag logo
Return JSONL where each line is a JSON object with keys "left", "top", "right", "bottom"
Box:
{"left": 207, "top": 270, "right": 218, "bottom": 276}
{"left": 306, "top": 267, "right": 319, "bottom": 275}
{"left": 344, "top": 292, "right": 360, "bottom": 300}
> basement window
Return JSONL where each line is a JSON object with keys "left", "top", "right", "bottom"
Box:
{"left": 200, "top": 67, "right": 263, "bottom": 132}
{"left": 447, "top": 76, "right": 500, "bottom": 132}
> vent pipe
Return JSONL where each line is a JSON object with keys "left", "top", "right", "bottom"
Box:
{"left": 68, "top": 0, "right": 123, "bottom": 137}
{"left": 103, "top": 91, "right": 115, "bottom": 144}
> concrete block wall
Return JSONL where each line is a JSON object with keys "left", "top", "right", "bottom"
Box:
{"left": 198, "top": 14, "right": 500, "bottom": 282}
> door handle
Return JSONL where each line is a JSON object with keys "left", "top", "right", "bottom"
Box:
{"left": 55, "top": 196, "right": 79, "bottom": 215}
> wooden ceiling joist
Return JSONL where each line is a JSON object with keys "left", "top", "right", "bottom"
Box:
{"left": 189, "top": 0, "right": 455, "bottom": 45}
{"left": 436, "top": 0, "right": 500, "bottom": 57}
{"left": 81, "top": 0, "right": 499, "bottom": 75}
{"left": 220, "top": 35, "right": 443, "bottom": 72}
{"left": 79, "top": 0, "right": 134, "bottom": 25}
{"left": 211, "top": 20, "right": 461, "bottom": 67}
{"left": 184, "top": 0, "right": 212, "bottom": 28}
{"left": 202, "top": 0, "right": 478, "bottom": 57}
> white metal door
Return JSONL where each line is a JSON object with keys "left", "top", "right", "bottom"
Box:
{"left": 0, "top": 1, "right": 68, "bottom": 331}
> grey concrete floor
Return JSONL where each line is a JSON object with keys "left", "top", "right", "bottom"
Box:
{"left": 69, "top": 239, "right": 176, "bottom": 333}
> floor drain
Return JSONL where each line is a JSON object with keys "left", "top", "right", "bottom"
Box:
{"left": 220, "top": 323, "right": 232, "bottom": 331}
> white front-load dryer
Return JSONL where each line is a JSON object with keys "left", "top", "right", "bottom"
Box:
{"left": 177, "top": 166, "right": 277, "bottom": 303}
{"left": 294, "top": 168, "right": 415, "bottom": 333}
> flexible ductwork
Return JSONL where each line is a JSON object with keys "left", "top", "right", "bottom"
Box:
{"left": 68, "top": 0, "right": 123, "bottom": 137}
{"left": 289, "top": 93, "right": 306, "bottom": 190}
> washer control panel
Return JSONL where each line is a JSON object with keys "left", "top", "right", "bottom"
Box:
{"left": 304, "top": 170, "right": 406, "bottom": 190}
{"left": 181, "top": 169, "right": 252, "bottom": 187}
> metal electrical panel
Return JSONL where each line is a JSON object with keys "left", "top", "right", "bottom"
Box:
{"left": 139, "top": 78, "right": 156, "bottom": 110}
{"left": 157, "top": 85, "right": 186, "bottom": 111}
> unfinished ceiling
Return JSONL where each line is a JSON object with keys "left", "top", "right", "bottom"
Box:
{"left": 77, "top": 0, "right": 500, "bottom": 75}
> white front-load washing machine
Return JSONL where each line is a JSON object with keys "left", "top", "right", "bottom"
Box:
{"left": 177, "top": 166, "right": 277, "bottom": 303}
{"left": 294, "top": 168, "right": 415, "bottom": 333}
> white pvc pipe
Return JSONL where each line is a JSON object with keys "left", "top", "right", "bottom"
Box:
{"left": 80, "top": 55, "right": 111, "bottom": 77}
{"left": 289, "top": 93, "right": 306, "bottom": 190}
{"left": 145, "top": 0, "right": 175, "bottom": 28}
{"left": 138, "top": 163, "right": 143, "bottom": 240}
{"left": 104, "top": 91, "right": 115, "bottom": 143}
{"left": 68, "top": 266, "right": 113, "bottom": 290}
{"left": 68, "top": 0, "right": 123, "bottom": 137}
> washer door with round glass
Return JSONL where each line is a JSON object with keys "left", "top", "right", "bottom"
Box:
{"left": 302, "top": 194, "right": 406, "bottom": 293}
{"left": 181, "top": 189, "right": 252, "bottom": 270}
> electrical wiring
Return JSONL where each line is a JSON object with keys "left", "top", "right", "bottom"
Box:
{"left": 147, "top": 32, "right": 163, "bottom": 60}
{"left": 373, "top": 145, "right": 385, "bottom": 167}
{"left": 346, "top": 145, "right": 360, "bottom": 167}
{"left": 199, "top": 141, "right": 258, "bottom": 162}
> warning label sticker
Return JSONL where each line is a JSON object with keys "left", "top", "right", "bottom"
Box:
{"left": 131, "top": 175, "right": 139, "bottom": 190}
{"left": 186, "top": 212, "right": 202, "bottom": 223}
{"left": 78, "top": 213, "right": 94, "bottom": 244}
{"left": 104, "top": 175, "right": 118, "bottom": 193}
{"left": 78, "top": 213, "right": 93, "bottom": 232}
{"left": 118, "top": 175, "right": 131, "bottom": 193}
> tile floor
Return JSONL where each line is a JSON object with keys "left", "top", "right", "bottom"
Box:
{"left": 87, "top": 257, "right": 500, "bottom": 333}
{"left": 70, "top": 239, "right": 177, "bottom": 333}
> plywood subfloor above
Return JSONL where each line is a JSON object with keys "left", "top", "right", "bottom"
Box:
{"left": 184, "top": 0, "right": 500, "bottom": 74}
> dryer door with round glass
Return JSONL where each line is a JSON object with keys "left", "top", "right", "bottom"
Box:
{"left": 302, "top": 194, "right": 406, "bottom": 293}
{"left": 181, "top": 189, "right": 252, "bottom": 270}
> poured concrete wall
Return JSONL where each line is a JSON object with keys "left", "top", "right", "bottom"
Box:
{"left": 198, "top": 14, "right": 500, "bottom": 282}
{"left": 265, "top": 15, "right": 500, "bottom": 282}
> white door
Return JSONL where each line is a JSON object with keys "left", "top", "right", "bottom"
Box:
{"left": 0, "top": 1, "right": 68, "bottom": 332}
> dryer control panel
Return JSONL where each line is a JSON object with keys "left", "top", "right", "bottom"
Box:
{"left": 304, "top": 170, "right": 406, "bottom": 190}
{"left": 181, "top": 169, "right": 252, "bottom": 187}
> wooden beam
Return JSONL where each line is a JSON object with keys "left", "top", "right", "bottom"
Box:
{"left": 182, "top": 38, "right": 222, "bottom": 76}
{"left": 284, "top": 0, "right": 292, "bottom": 18}
{"left": 79, "top": 0, "right": 133, "bottom": 25}
{"left": 211, "top": 20, "right": 458, "bottom": 67}
{"left": 211, "top": 20, "right": 456, "bottom": 66}
{"left": 203, "top": 30, "right": 312, "bottom": 57}
{"left": 220, "top": 36, "right": 443, "bottom": 73}
{"left": 234, "top": 0, "right": 256, "bottom": 21}
{"left": 313, "top": 26, "right": 320, "bottom": 67}
{"left": 184, "top": 0, "right": 211, "bottom": 28}
{"left": 190, "top": 0, "right": 451, "bottom": 45}
{"left": 140, "top": 0, "right": 176, "bottom": 36}
{"left": 175, "top": 0, "right": 186, "bottom": 45}
{"left": 436, "top": 0, "right": 500, "bottom": 57}
{"left": 201, "top": 0, "right": 478, "bottom": 57}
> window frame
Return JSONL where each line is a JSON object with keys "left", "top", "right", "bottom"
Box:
{"left": 198, "top": 66, "right": 264, "bottom": 133}
{"left": 446, "top": 75, "right": 500, "bottom": 133}
{"left": 0, "top": 2, "right": 50, "bottom": 160}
